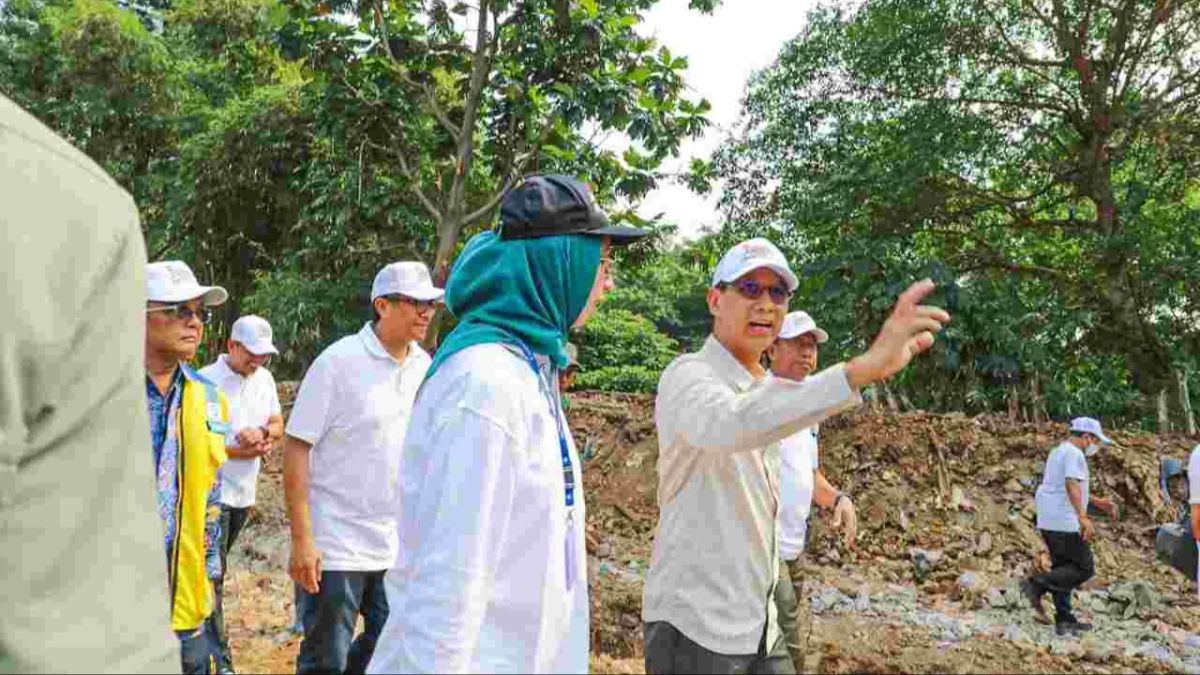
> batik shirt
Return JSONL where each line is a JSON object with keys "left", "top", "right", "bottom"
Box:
{"left": 147, "top": 367, "right": 223, "bottom": 580}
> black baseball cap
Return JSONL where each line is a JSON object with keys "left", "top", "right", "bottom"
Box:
{"left": 497, "top": 174, "right": 648, "bottom": 244}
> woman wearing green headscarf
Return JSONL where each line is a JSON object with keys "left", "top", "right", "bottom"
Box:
{"left": 368, "top": 176, "right": 646, "bottom": 675}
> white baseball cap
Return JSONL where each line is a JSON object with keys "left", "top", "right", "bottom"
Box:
{"left": 371, "top": 261, "right": 445, "bottom": 302}
{"left": 230, "top": 315, "right": 279, "bottom": 356}
{"left": 146, "top": 260, "right": 228, "bottom": 306}
{"left": 711, "top": 238, "right": 799, "bottom": 292}
{"left": 778, "top": 310, "right": 829, "bottom": 343}
{"left": 1070, "top": 417, "right": 1113, "bottom": 444}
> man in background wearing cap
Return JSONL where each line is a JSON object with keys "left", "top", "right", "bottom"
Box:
{"left": 199, "top": 315, "right": 284, "bottom": 674}
{"left": 283, "top": 261, "right": 442, "bottom": 674}
{"left": 1020, "top": 417, "right": 1116, "bottom": 635}
{"left": 560, "top": 342, "right": 582, "bottom": 408}
{"left": 767, "top": 311, "right": 858, "bottom": 672}
{"left": 2, "top": 93, "right": 177, "bottom": 673}
{"left": 144, "top": 260, "right": 233, "bottom": 673}
{"left": 643, "top": 238, "right": 950, "bottom": 675}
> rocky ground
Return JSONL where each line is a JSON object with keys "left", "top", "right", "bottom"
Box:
{"left": 222, "top": 388, "right": 1200, "bottom": 673}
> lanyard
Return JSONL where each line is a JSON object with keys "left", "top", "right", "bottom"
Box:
{"left": 514, "top": 341, "right": 576, "bottom": 510}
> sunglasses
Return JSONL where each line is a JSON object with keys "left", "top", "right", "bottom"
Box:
{"left": 720, "top": 278, "right": 792, "bottom": 306}
{"left": 382, "top": 294, "right": 440, "bottom": 312}
{"left": 146, "top": 304, "right": 213, "bottom": 324}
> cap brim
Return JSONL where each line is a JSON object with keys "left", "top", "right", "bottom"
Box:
{"left": 406, "top": 287, "right": 446, "bottom": 302}
{"left": 1098, "top": 432, "right": 1113, "bottom": 444}
{"left": 720, "top": 262, "right": 800, "bottom": 292}
{"left": 151, "top": 285, "right": 228, "bottom": 306}
{"left": 779, "top": 327, "right": 829, "bottom": 343}
{"left": 242, "top": 340, "right": 279, "bottom": 356}
{"left": 588, "top": 224, "right": 650, "bottom": 244}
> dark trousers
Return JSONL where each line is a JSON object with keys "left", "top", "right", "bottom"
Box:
{"left": 644, "top": 621, "right": 794, "bottom": 675}
{"left": 1030, "top": 529, "right": 1095, "bottom": 623}
{"left": 295, "top": 570, "right": 389, "bottom": 675}
{"left": 208, "top": 505, "right": 251, "bottom": 674}
{"left": 178, "top": 627, "right": 220, "bottom": 675}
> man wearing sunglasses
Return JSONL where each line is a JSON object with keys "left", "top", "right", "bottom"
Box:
{"left": 643, "top": 238, "right": 950, "bottom": 674}
{"left": 199, "top": 315, "right": 284, "bottom": 674}
{"left": 144, "top": 260, "right": 233, "bottom": 674}
{"left": 283, "top": 261, "right": 443, "bottom": 674}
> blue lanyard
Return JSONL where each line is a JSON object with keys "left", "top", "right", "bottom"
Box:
{"left": 514, "top": 341, "right": 576, "bottom": 509}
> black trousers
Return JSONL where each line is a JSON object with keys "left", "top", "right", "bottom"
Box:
{"left": 1030, "top": 529, "right": 1095, "bottom": 623}
{"left": 644, "top": 621, "right": 794, "bottom": 675}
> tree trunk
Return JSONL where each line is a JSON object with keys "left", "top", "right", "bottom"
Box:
{"left": 1156, "top": 387, "right": 1171, "bottom": 434}
{"left": 1006, "top": 383, "right": 1020, "bottom": 421}
{"left": 881, "top": 380, "right": 899, "bottom": 413}
{"left": 1029, "top": 374, "right": 1046, "bottom": 424}
{"left": 1177, "top": 369, "right": 1196, "bottom": 436}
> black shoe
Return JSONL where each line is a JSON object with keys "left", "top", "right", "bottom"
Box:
{"left": 1055, "top": 620, "right": 1093, "bottom": 636}
{"left": 1020, "top": 579, "right": 1048, "bottom": 620}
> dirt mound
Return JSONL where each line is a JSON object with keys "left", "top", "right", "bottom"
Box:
{"left": 568, "top": 393, "right": 1200, "bottom": 672}
{"left": 226, "top": 386, "right": 1199, "bottom": 673}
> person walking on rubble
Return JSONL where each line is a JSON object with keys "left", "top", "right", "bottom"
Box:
{"left": 365, "top": 175, "right": 647, "bottom": 674}
{"left": 642, "top": 237, "right": 950, "bottom": 675}
{"left": 767, "top": 311, "right": 858, "bottom": 673}
{"left": 1020, "top": 417, "right": 1119, "bottom": 636}
{"left": 283, "top": 261, "right": 442, "bottom": 674}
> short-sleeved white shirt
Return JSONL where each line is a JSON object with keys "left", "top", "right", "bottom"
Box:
{"left": 1035, "top": 441, "right": 1090, "bottom": 532}
{"left": 285, "top": 323, "right": 431, "bottom": 571}
{"left": 199, "top": 355, "right": 282, "bottom": 508}
{"left": 779, "top": 427, "right": 819, "bottom": 561}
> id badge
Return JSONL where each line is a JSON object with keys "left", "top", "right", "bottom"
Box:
{"left": 565, "top": 513, "right": 578, "bottom": 591}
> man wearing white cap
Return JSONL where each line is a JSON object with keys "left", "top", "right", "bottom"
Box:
{"left": 199, "top": 315, "right": 284, "bottom": 674}
{"left": 1021, "top": 416, "right": 1116, "bottom": 635}
{"left": 643, "top": 238, "right": 950, "bottom": 674}
{"left": 283, "top": 261, "right": 443, "bottom": 674}
{"left": 766, "top": 311, "right": 857, "bottom": 672}
{"left": 144, "top": 260, "right": 233, "bottom": 673}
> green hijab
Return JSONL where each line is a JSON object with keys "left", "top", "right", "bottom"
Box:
{"left": 426, "top": 230, "right": 601, "bottom": 379}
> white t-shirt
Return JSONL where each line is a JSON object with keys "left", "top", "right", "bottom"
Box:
{"left": 367, "top": 343, "right": 589, "bottom": 675}
{"left": 198, "top": 355, "right": 282, "bottom": 508}
{"left": 285, "top": 323, "right": 430, "bottom": 572}
{"left": 779, "top": 427, "right": 819, "bottom": 561}
{"left": 1035, "top": 441, "right": 1090, "bottom": 533}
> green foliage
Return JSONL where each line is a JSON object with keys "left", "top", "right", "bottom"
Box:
{"left": 716, "top": 0, "right": 1200, "bottom": 427}
{"left": 573, "top": 307, "right": 679, "bottom": 393}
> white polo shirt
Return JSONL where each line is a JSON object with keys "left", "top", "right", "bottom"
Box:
{"left": 198, "top": 355, "right": 282, "bottom": 508}
{"left": 285, "top": 323, "right": 431, "bottom": 571}
{"left": 779, "top": 427, "right": 819, "bottom": 562}
{"left": 367, "top": 343, "right": 589, "bottom": 674}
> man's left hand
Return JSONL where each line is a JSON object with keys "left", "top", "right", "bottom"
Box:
{"left": 831, "top": 496, "right": 858, "bottom": 549}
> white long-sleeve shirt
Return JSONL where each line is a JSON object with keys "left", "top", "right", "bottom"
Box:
{"left": 367, "top": 343, "right": 588, "bottom": 674}
{"left": 643, "top": 335, "right": 861, "bottom": 655}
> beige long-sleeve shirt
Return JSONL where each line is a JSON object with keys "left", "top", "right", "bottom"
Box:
{"left": 1, "top": 94, "right": 178, "bottom": 673}
{"left": 643, "top": 335, "right": 861, "bottom": 655}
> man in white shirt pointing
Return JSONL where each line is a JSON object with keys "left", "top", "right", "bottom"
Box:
{"left": 643, "top": 238, "right": 950, "bottom": 675}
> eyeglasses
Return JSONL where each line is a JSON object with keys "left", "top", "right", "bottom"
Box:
{"left": 146, "top": 304, "right": 213, "bottom": 324}
{"left": 720, "top": 279, "right": 792, "bottom": 306}
{"left": 383, "top": 294, "right": 440, "bottom": 313}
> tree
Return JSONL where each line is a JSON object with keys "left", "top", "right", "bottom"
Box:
{"left": 718, "top": 0, "right": 1200, "bottom": 427}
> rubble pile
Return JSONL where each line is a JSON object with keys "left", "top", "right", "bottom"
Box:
{"left": 566, "top": 394, "right": 1200, "bottom": 673}
{"left": 229, "top": 386, "right": 1199, "bottom": 673}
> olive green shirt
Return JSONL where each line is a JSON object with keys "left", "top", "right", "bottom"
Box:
{"left": 0, "top": 94, "right": 178, "bottom": 673}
